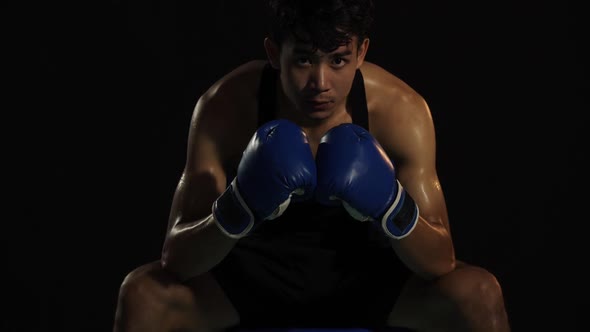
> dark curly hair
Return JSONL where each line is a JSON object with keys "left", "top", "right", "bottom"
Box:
{"left": 266, "top": 0, "right": 374, "bottom": 52}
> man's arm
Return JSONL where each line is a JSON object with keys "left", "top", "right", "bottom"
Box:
{"left": 369, "top": 71, "right": 455, "bottom": 280}
{"left": 160, "top": 85, "right": 241, "bottom": 281}
{"left": 161, "top": 60, "right": 273, "bottom": 281}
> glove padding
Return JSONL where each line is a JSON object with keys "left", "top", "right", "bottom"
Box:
{"left": 213, "top": 119, "right": 317, "bottom": 238}
{"left": 315, "top": 123, "right": 419, "bottom": 239}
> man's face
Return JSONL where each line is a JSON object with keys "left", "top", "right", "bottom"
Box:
{"left": 277, "top": 36, "right": 368, "bottom": 120}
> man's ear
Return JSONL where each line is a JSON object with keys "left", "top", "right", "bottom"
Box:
{"left": 356, "top": 38, "right": 370, "bottom": 69}
{"left": 264, "top": 37, "right": 280, "bottom": 69}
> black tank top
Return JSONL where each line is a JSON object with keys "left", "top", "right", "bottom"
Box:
{"left": 211, "top": 64, "right": 407, "bottom": 317}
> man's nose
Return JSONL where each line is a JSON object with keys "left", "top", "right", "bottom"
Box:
{"left": 308, "top": 64, "right": 329, "bottom": 92}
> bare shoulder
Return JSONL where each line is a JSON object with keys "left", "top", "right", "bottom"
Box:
{"left": 196, "top": 59, "right": 267, "bottom": 122}
{"left": 190, "top": 60, "right": 268, "bottom": 159}
{"left": 359, "top": 61, "right": 435, "bottom": 163}
{"left": 360, "top": 61, "right": 430, "bottom": 120}
{"left": 200, "top": 60, "right": 267, "bottom": 103}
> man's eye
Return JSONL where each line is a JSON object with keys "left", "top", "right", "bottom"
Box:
{"left": 296, "top": 57, "right": 311, "bottom": 65}
{"left": 332, "top": 57, "right": 347, "bottom": 67}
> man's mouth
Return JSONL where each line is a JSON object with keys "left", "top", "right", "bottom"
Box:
{"left": 305, "top": 99, "right": 333, "bottom": 111}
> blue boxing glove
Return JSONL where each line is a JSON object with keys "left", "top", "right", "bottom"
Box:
{"left": 213, "top": 119, "right": 317, "bottom": 238}
{"left": 315, "top": 123, "right": 419, "bottom": 239}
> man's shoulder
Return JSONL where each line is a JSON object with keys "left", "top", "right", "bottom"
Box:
{"left": 360, "top": 62, "right": 423, "bottom": 104}
{"left": 194, "top": 60, "right": 267, "bottom": 125}
{"left": 191, "top": 60, "right": 266, "bottom": 144}
{"left": 360, "top": 61, "right": 428, "bottom": 118}
{"left": 203, "top": 60, "right": 268, "bottom": 101}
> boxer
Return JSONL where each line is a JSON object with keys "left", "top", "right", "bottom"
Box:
{"left": 113, "top": 1, "right": 510, "bottom": 331}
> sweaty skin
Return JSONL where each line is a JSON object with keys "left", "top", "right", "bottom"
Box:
{"left": 161, "top": 36, "right": 454, "bottom": 281}
{"left": 115, "top": 34, "right": 511, "bottom": 332}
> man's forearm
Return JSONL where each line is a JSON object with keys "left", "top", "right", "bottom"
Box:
{"left": 391, "top": 217, "right": 456, "bottom": 280}
{"left": 161, "top": 215, "right": 238, "bottom": 281}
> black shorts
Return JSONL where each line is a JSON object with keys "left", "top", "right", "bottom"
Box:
{"left": 211, "top": 201, "right": 412, "bottom": 328}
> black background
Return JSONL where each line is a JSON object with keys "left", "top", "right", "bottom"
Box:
{"left": 7, "top": 0, "right": 586, "bottom": 331}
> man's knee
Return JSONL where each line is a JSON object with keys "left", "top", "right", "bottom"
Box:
{"left": 117, "top": 262, "right": 163, "bottom": 314}
{"left": 114, "top": 260, "right": 239, "bottom": 332}
{"left": 444, "top": 265, "right": 506, "bottom": 311}
{"left": 117, "top": 260, "right": 201, "bottom": 309}
{"left": 436, "top": 263, "right": 510, "bottom": 331}
{"left": 119, "top": 261, "right": 167, "bottom": 303}
{"left": 115, "top": 260, "right": 197, "bottom": 331}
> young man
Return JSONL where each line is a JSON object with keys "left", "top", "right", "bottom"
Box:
{"left": 114, "top": 1, "right": 510, "bottom": 331}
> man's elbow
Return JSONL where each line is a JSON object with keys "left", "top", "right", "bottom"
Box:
{"left": 413, "top": 255, "right": 457, "bottom": 280}
{"left": 436, "top": 255, "right": 457, "bottom": 277}
{"left": 161, "top": 241, "right": 213, "bottom": 282}
{"left": 419, "top": 254, "right": 456, "bottom": 281}
{"left": 161, "top": 242, "right": 191, "bottom": 281}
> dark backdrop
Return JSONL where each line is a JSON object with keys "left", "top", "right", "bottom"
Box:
{"left": 8, "top": 0, "right": 586, "bottom": 331}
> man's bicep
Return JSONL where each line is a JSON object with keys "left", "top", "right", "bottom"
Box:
{"left": 378, "top": 95, "right": 451, "bottom": 232}
{"left": 397, "top": 164, "right": 450, "bottom": 233}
